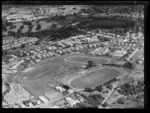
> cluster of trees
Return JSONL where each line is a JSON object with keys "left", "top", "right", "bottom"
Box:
{"left": 61, "top": 84, "right": 70, "bottom": 90}
{"left": 102, "top": 63, "right": 122, "bottom": 67}
{"left": 122, "top": 62, "right": 134, "bottom": 70}
{"left": 118, "top": 80, "right": 144, "bottom": 96}
{"left": 73, "top": 101, "right": 95, "bottom": 108}
{"left": 84, "top": 87, "right": 95, "bottom": 92}
{"left": 105, "top": 83, "right": 113, "bottom": 90}
{"left": 97, "top": 36, "right": 110, "bottom": 42}
{"left": 23, "top": 21, "right": 32, "bottom": 26}
{"left": 103, "top": 77, "right": 118, "bottom": 86}
{"left": 95, "top": 85, "right": 103, "bottom": 92}
{"left": 51, "top": 15, "right": 66, "bottom": 21}
{"left": 2, "top": 50, "right": 8, "bottom": 58}
{"left": 78, "top": 17, "right": 134, "bottom": 30}
{"left": 79, "top": 93, "right": 105, "bottom": 107}
{"left": 86, "top": 94, "right": 104, "bottom": 107}
{"left": 20, "top": 25, "right": 24, "bottom": 30}
{"left": 9, "top": 24, "right": 16, "bottom": 30}
{"left": 85, "top": 61, "right": 97, "bottom": 69}
{"left": 2, "top": 26, "right": 7, "bottom": 32}
{"left": 117, "top": 97, "right": 126, "bottom": 104}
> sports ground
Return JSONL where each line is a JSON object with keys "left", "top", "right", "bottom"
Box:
{"left": 70, "top": 68, "right": 120, "bottom": 89}
{"left": 15, "top": 54, "right": 122, "bottom": 98}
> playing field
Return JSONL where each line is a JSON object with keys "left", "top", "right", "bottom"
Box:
{"left": 70, "top": 68, "right": 120, "bottom": 89}
{"left": 67, "top": 56, "right": 109, "bottom": 64}
{"left": 21, "top": 63, "right": 62, "bottom": 80}
{"left": 16, "top": 54, "right": 116, "bottom": 98}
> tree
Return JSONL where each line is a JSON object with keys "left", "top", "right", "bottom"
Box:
{"left": 85, "top": 61, "right": 96, "bottom": 69}
{"left": 9, "top": 24, "right": 16, "bottom": 30}
{"left": 28, "top": 24, "right": 33, "bottom": 32}
{"left": 84, "top": 87, "right": 95, "bottom": 92}
{"left": 117, "top": 97, "right": 126, "bottom": 104}
{"left": 34, "top": 41, "right": 40, "bottom": 45}
{"left": 95, "top": 85, "right": 103, "bottom": 92}
{"left": 2, "top": 50, "right": 8, "bottom": 57}
{"left": 137, "top": 80, "right": 144, "bottom": 87}
{"left": 103, "top": 77, "right": 118, "bottom": 86}
{"left": 23, "top": 21, "right": 32, "bottom": 26}
{"left": 106, "top": 84, "right": 113, "bottom": 90}
{"left": 17, "top": 29, "right": 22, "bottom": 35}
{"left": 62, "top": 84, "right": 70, "bottom": 90}
{"left": 12, "top": 47, "right": 17, "bottom": 50}
{"left": 20, "top": 25, "right": 24, "bottom": 29}
{"left": 36, "top": 24, "right": 41, "bottom": 31}
{"left": 20, "top": 44, "right": 25, "bottom": 48}
{"left": 2, "top": 26, "right": 7, "bottom": 32}
{"left": 8, "top": 31, "right": 16, "bottom": 36}
{"left": 51, "top": 23, "right": 57, "bottom": 28}
{"left": 123, "top": 62, "right": 134, "bottom": 70}
{"left": 101, "top": 102, "right": 108, "bottom": 107}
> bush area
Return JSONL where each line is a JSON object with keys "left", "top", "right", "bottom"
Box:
{"left": 84, "top": 94, "right": 105, "bottom": 107}
{"left": 117, "top": 80, "right": 144, "bottom": 96}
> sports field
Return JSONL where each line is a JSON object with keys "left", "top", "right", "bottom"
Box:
{"left": 70, "top": 68, "right": 120, "bottom": 89}
{"left": 21, "top": 63, "right": 62, "bottom": 80}
{"left": 16, "top": 54, "right": 117, "bottom": 98}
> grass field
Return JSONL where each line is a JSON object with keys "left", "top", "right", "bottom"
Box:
{"left": 68, "top": 56, "right": 109, "bottom": 64}
{"left": 70, "top": 68, "right": 120, "bottom": 89}
{"left": 16, "top": 54, "right": 115, "bottom": 97}
{"left": 21, "top": 63, "right": 62, "bottom": 80}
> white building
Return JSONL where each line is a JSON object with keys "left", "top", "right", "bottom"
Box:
{"left": 66, "top": 97, "right": 80, "bottom": 106}
{"left": 56, "top": 86, "right": 66, "bottom": 92}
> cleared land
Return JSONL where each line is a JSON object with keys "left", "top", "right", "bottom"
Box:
{"left": 70, "top": 68, "right": 120, "bottom": 89}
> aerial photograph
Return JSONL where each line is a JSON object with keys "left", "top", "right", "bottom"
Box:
{"left": 2, "top": 2, "right": 144, "bottom": 109}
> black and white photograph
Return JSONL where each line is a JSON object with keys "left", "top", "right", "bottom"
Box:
{"left": 2, "top": 1, "right": 145, "bottom": 109}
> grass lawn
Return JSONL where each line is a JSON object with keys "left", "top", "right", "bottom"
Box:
{"left": 19, "top": 80, "right": 52, "bottom": 97}
{"left": 21, "top": 63, "right": 61, "bottom": 80}
{"left": 70, "top": 68, "right": 120, "bottom": 89}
